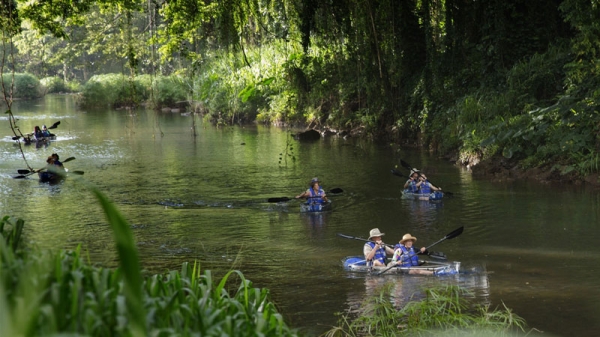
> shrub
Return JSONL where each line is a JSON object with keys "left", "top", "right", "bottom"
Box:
{"left": 40, "top": 76, "right": 68, "bottom": 93}
{"left": 1, "top": 73, "right": 42, "bottom": 99}
{"left": 153, "top": 75, "right": 188, "bottom": 107}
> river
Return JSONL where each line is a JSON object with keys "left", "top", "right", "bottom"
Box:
{"left": 1, "top": 95, "right": 599, "bottom": 336}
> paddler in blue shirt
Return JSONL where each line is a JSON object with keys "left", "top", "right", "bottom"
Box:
{"left": 404, "top": 169, "right": 420, "bottom": 192}
{"left": 295, "top": 177, "right": 328, "bottom": 203}
{"left": 415, "top": 172, "right": 442, "bottom": 194}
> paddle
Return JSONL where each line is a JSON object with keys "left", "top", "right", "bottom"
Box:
{"left": 14, "top": 157, "right": 76, "bottom": 178}
{"left": 336, "top": 233, "right": 396, "bottom": 249}
{"left": 376, "top": 226, "right": 464, "bottom": 275}
{"left": 399, "top": 159, "right": 454, "bottom": 196}
{"left": 267, "top": 188, "right": 344, "bottom": 203}
{"left": 47, "top": 121, "right": 60, "bottom": 130}
{"left": 391, "top": 169, "right": 406, "bottom": 178}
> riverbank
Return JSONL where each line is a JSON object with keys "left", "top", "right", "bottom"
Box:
{"left": 464, "top": 155, "right": 600, "bottom": 187}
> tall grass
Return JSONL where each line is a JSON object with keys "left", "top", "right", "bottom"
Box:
{"left": 0, "top": 180, "right": 298, "bottom": 336}
{"left": 324, "top": 285, "right": 528, "bottom": 337}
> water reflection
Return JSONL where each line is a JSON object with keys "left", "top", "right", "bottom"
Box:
{"left": 345, "top": 263, "right": 491, "bottom": 313}
{"left": 300, "top": 211, "right": 331, "bottom": 236}
{"left": 403, "top": 198, "right": 444, "bottom": 227}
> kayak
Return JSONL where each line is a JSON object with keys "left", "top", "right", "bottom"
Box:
{"left": 38, "top": 170, "right": 65, "bottom": 183}
{"left": 300, "top": 200, "right": 332, "bottom": 213}
{"left": 342, "top": 256, "right": 460, "bottom": 275}
{"left": 401, "top": 189, "right": 444, "bottom": 201}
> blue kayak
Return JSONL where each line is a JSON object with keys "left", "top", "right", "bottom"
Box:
{"left": 342, "top": 256, "right": 460, "bottom": 275}
{"left": 300, "top": 200, "right": 332, "bottom": 213}
{"left": 401, "top": 189, "right": 444, "bottom": 201}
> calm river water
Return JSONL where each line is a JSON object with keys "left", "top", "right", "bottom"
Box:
{"left": 1, "top": 95, "right": 599, "bottom": 336}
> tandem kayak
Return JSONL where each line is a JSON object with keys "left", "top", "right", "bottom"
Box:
{"left": 38, "top": 170, "right": 66, "bottom": 184}
{"left": 342, "top": 256, "right": 460, "bottom": 276}
{"left": 300, "top": 200, "right": 332, "bottom": 213}
{"left": 401, "top": 189, "right": 444, "bottom": 201}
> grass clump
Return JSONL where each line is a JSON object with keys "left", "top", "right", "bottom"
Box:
{"left": 325, "top": 285, "right": 528, "bottom": 337}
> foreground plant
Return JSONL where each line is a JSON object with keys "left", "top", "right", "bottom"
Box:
{"left": 324, "top": 285, "right": 527, "bottom": 337}
{"left": 0, "top": 182, "right": 297, "bottom": 336}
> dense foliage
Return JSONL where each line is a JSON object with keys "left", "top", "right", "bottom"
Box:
{"left": 2, "top": 0, "right": 600, "bottom": 175}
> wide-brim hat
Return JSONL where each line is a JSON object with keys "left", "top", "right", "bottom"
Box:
{"left": 310, "top": 177, "right": 320, "bottom": 185}
{"left": 400, "top": 233, "right": 417, "bottom": 244}
{"left": 410, "top": 168, "right": 420, "bottom": 176}
{"left": 368, "top": 228, "right": 385, "bottom": 239}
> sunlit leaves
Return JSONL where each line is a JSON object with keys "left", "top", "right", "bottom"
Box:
{"left": 18, "top": 0, "right": 93, "bottom": 38}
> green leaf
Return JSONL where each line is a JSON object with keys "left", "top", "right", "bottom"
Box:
{"left": 480, "top": 136, "right": 496, "bottom": 147}
{"left": 238, "top": 84, "right": 256, "bottom": 103}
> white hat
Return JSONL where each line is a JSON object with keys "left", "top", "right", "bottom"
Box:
{"left": 368, "top": 228, "right": 385, "bottom": 239}
{"left": 410, "top": 168, "right": 420, "bottom": 176}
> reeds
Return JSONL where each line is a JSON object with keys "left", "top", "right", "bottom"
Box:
{"left": 324, "top": 285, "right": 527, "bottom": 337}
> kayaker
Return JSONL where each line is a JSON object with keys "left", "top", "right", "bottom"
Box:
{"left": 363, "top": 228, "right": 395, "bottom": 266}
{"left": 403, "top": 168, "right": 420, "bottom": 192}
{"left": 33, "top": 126, "right": 44, "bottom": 139}
{"left": 295, "top": 177, "right": 328, "bottom": 203}
{"left": 41, "top": 125, "right": 52, "bottom": 137}
{"left": 391, "top": 233, "right": 433, "bottom": 275}
{"left": 415, "top": 171, "right": 442, "bottom": 194}
{"left": 51, "top": 153, "right": 64, "bottom": 169}
{"left": 392, "top": 233, "right": 428, "bottom": 267}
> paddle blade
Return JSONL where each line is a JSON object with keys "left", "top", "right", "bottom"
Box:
{"left": 427, "top": 251, "right": 448, "bottom": 260}
{"left": 70, "top": 170, "right": 85, "bottom": 175}
{"left": 13, "top": 175, "right": 28, "bottom": 179}
{"left": 329, "top": 188, "right": 344, "bottom": 194}
{"left": 445, "top": 226, "right": 464, "bottom": 240}
{"left": 62, "top": 157, "right": 76, "bottom": 163}
{"left": 400, "top": 159, "right": 412, "bottom": 170}
{"left": 391, "top": 169, "right": 405, "bottom": 178}
{"left": 17, "top": 169, "right": 31, "bottom": 174}
{"left": 12, "top": 136, "right": 20, "bottom": 140}
{"left": 267, "top": 197, "right": 291, "bottom": 203}
{"left": 48, "top": 121, "right": 60, "bottom": 129}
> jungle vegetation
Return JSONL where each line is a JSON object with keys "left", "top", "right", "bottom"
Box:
{"left": 2, "top": 0, "right": 600, "bottom": 175}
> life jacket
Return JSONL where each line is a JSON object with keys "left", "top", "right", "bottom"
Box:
{"left": 307, "top": 187, "right": 325, "bottom": 204}
{"left": 420, "top": 181, "right": 431, "bottom": 194}
{"left": 393, "top": 244, "right": 419, "bottom": 267}
{"left": 406, "top": 180, "right": 418, "bottom": 193}
{"left": 366, "top": 242, "right": 387, "bottom": 265}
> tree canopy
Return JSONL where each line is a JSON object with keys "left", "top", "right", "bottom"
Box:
{"left": 2, "top": 0, "right": 600, "bottom": 176}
